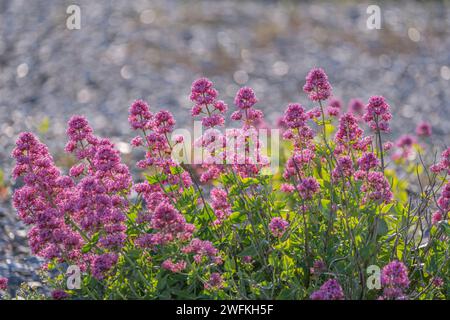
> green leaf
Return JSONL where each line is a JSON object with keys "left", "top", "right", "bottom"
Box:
{"left": 170, "top": 166, "right": 183, "bottom": 175}
{"left": 440, "top": 222, "right": 450, "bottom": 236}
{"left": 81, "top": 232, "right": 100, "bottom": 253}
{"left": 380, "top": 203, "right": 394, "bottom": 215}
{"left": 376, "top": 218, "right": 389, "bottom": 237}
{"left": 81, "top": 243, "right": 92, "bottom": 254}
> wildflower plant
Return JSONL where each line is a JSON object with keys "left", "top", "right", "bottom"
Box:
{"left": 8, "top": 68, "right": 449, "bottom": 300}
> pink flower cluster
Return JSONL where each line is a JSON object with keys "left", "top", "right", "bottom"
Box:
{"left": 282, "top": 103, "right": 315, "bottom": 150}
{"left": 51, "top": 289, "right": 69, "bottom": 300}
{"left": 190, "top": 78, "right": 228, "bottom": 128}
{"left": 332, "top": 155, "right": 354, "bottom": 180}
{"left": 210, "top": 188, "right": 231, "bottom": 225}
{"left": 380, "top": 260, "right": 410, "bottom": 300}
{"left": 334, "top": 113, "right": 364, "bottom": 153}
{"left": 281, "top": 99, "right": 317, "bottom": 192}
{"left": 392, "top": 134, "right": 416, "bottom": 161}
{"left": 416, "top": 121, "right": 432, "bottom": 137}
{"left": 12, "top": 132, "right": 83, "bottom": 261}
{"left": 360, "top": 172, "right": 393, "bottom": 204}
{"left": 348, "top": 98, "right": 364, "bottom": 118}
{"left": 431, "top": 147, "right": 450, "bottom": 175}
{"left": 363, "top": 96, "right": 392, "bottom": 132}
{"left": 357, "top": 152, "right": 379, "bottom": 172}
{"left": 128, "top": 99, "right": 153, "bottom": 130}
{"left": 269, "top": 217, "right": 289, "bottom": 237}
{"left": 297, "top": 177, "right": 320, "bottom": 200}
{"left": 434, "top": 182, "right": 450, "bottom": 224}
{"left": 135, "top": 202, "right": 195, "bottom": 248}
{"left": 91, "top": 253, "right": 118, "bottom": 280}
{"left": 310, "top": 279, "right": 344, "bottom": 300}
{"left": 128, "top": 100, "right": 187, "bottom": 191}
{"left": 205, "top": 272, "right": 224, "bottom": 290}
{"left": 127, "top": 98, "right": 223, "bottom": 275}
{"left": 182, "top": 238, "right": 222, "bottom": 265}
{"left": 303, "top": 68, "right": 332, "bottom": 101}
{"left": 283, "top": 149, "right": 315, "bottom": 180}
{"left": 0, "top": 277, "right": 8, "bottom": 290}
{"left": 12, "top": 115, "right": 135, "bottom": 278}
{"left": 326, "top": 98, "right": 341, "bottom": 117}
{"left": 65, "top": 116, "right": 131, "bottom": 252}
{"left": 229, "top": 88, "right": 268, "bottom": 178}
{"left": 231, "top": 87, "right": 263, "bottom": 128}
{"left": 161, "top": 259, "right": 187, "bottom": 273}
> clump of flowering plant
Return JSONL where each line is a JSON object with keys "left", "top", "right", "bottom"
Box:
{"left": 8, "top": 68, "right": 449, "bottom": 300}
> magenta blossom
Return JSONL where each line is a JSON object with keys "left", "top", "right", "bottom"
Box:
{"left": 416, "top": 121, "right": 432, "bottom": 137}
{"left": 303, "top": 68, "right": 332, "bottom": 101}
{"left": 363, "top": 96, "right": 392, "bottom": 132}
{"left": 348, "top": 98, "right": 364, "bottom": 117}
{"left": 91, "top": 253, "right": 118, "bottom": 280}
{"left": 234, "top": 87, "right": 258, "bottom": 110}
{"left": 334, "top": 113, "right": 363, "bottom": 150}
{"left": 269, "top": 217, "right": 289, "bottom": 237}
{"left": 210, "top": 188, "right": 231, "bottom": 225}
{"left": 128, "top": 99, "right": 153, "bottom": 130}
{"left": 0, "top": 278, "right": 8, "bottom": 290}
{"left": 283, "top": 103, "right": 308, "bottom": 129}
{"left": 357, "top": 152, "right": 379, "bottom": 172}
{"left": 51, "top": 289, "right": 69, "bottom": 300}
{"left": 380, "top": 260, "right": 410, "bottom": 300}
{"left": 430, "top": 147, "right": 450, "bottom": 175}
{"left": 381, "top": 260, "right": 410, "bottom": 289}
{"left": 310, "top": 279, "right": 344, "bottom": 300}
{"left": 297, "top": 177, "right": 320, "bottom": 200}
{"left": 162, "top": 259, "right": 187, "bottom": 273}
{"left": 205, "top": 273, "right": 224, "bottom": 290}
{"left": 361, "top": 172, "right": 393, "bottom": 204}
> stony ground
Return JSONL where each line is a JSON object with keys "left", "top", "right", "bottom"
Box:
{"left": 1, "top": 0, "right": 450, "bottom": 295}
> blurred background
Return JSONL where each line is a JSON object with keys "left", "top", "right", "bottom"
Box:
{"left": 1, "top": 0, "right": 450, "bottom": 292}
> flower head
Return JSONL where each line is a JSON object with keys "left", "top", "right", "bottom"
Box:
{"left": 182, "top": 238, "right": 221, "bottom": 264}
{"left": 269, "top": 217, "right": 289, "bottom": 237}
{"left": 297, "top": 177, "right": 320, "bottom": 200}
{"left": 380, "top": 260, "right": 410, "bottom": 300}
{"left": 128, "top": 100, "right": 153, "bottom": 130}
{"left": 153, "top": 110, "right": 175, "bottom": 134}
{"left": 0, "top": 278, "right": 8, "bottom": 290}
{"left": 162, "top": 259, "right": 187, "bottom": 273}
{"left": 432, "top": 277, "right": 444, "bottom": 288}
{"left": 234, "top": 87, "right": 257, "bottom": 110}
{"left": 431, "top": 147, "right": 450, "bottom": 175}
{"left": 357, "top": 152, "right": 379, "bottom": 171}
{"left": 363, "top": 96, "right": 392, "bottom": 132}
{"left": 335, "top": 113, "right": 363, "bottom": 148}
{"left": 51, "top": 289, "right": 69, "bottom": 300}
{"left": 310, "top": 279, "right": 344, "bottom": 300}
{"left": 381, "top": 260, "right": 410, "bottom": 289}
{"left": 361, "top": 172, "right": 393, "bottom": 204}
{"left": 91, "top": 253, "right": 118, "bottom": 279}
{"left": 432, "top": 211, "right": 443, "bottom": 225}
{"left": 190, "top": 78, "right": 218, "bottom": 105}
{"left": 416, "top": 121, "right": 432, "bottom": 137}
{"left": 210, "top": 188, "right": 231, "bottom": 224}
{"left": 348, "top": 98, "right": 364, "bottom": 117}
{"left": 205, "top": 273, "right": 224, "bottom": 290}
{"left": 327, "top": 98, "right": 341, "bottom": 117}
{"left": 332, "top": 156, "right": 354, "bottom": 180}
{"left": 303, "top": 68, "right": 332, "bottom": 101}
{"left": 282, "top": 103, "right": 308, "bottom": 129}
